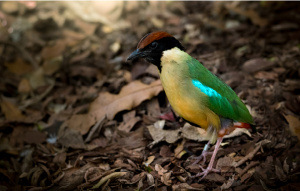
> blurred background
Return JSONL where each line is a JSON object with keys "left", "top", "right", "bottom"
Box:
{"left": 0, "top": 1, "right": 300, "bottom": 190}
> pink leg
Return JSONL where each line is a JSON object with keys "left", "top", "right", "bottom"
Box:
{"left": 192, "top": 141, "right": 212, "bottom": 165}
{"left": 192, "top": 137, "right": 223, "bottom": 180}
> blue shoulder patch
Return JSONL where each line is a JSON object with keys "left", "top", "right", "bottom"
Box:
{"left": 192, "top": 79, "right": 222, "bottom": 98}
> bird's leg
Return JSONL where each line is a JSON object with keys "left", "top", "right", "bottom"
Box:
{"left": 192, "top": 141, "right": 212, "bottom": 165}
{"left": 192, "top": 137, "right": 223, "bottom": 180}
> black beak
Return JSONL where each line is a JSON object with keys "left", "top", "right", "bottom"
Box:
{"left": 127, "top": 49, "right": 143, "bottom": 61}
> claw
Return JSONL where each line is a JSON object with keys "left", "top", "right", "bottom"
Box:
{"left": 190, "top": 137, "right": 223, "bottom": 180}
{"left": 191, "top": 141, "right": 211, "bottom": 165}
{"left": 191, "top": 151, "right": 212, "bottom": 165}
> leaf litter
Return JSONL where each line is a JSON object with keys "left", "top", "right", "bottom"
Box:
{"left": 0, "top": 1, "right": 300, "bottom": 190}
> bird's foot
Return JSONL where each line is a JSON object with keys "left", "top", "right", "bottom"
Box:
{"left": 191, "top": 166, "right": 220, "bottom": 180}
{"left": 191, "top": 151, "right": 213, "bottom": 165}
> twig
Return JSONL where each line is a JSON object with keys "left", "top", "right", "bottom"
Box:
{"left": 234, "top": 140, "right": 270, "bottom": 167}
{"left": 85, "top": 116, "right": 106, "bottom": 142}
{"left": 237, "top": 161, "right": 260, "bottom": 176}
{"left": 20, "top": 80, "right": 54, "bottom": 109}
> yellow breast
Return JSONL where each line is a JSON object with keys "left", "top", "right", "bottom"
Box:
{"left": 159, "top": 48, "right": 220, "bottom": 131}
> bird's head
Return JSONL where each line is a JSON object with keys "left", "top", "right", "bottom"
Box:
{"left": 127, "top": 31, "right": 184, "bottom": 71}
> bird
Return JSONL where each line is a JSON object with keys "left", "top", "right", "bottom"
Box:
{"left": 127, "top": 31, "right": 254, "bottom": 179}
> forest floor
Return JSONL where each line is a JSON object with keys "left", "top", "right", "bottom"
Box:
{"left": 0, "top": 2, "right": 300, "bottom": 191}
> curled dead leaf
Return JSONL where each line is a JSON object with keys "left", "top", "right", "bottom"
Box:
{"left": 92, "top": 172, "right": 127, "bottom": 189}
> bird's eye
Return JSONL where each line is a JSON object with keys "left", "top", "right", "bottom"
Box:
{"left": 150, "top": 42, "right": 158, "bottom": 49}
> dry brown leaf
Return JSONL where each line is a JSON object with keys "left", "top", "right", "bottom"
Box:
{"left": 41, "top": 41, "right": 66, "bottom": 61}
{"left": 147, "top": 124, "right": 181, "bottom": 147}
{"left": 118, "top": 111, "right": 141, "bottom": 132}
{"left": 59, "top": 163, "right": 96, "bottom": 190}
{"left": 223, "top": 128, "right": 251, "bottom": 139}
{"left": 28, "top": 68, "right": 47, "bottom": 90}
{"left": 172, "top": 183, "right": 204, "bottom": 191}
{"left": 242, "top": 58, "right": 275, "bottom": 73}
{"left": 283, "top": 80, "right": 300, "bottom": 92}
{"left": 4, "top": 58, "right": 33, "bottom": 75}
{"left": 65, "top": 80, "right": 162, "bottom": 135}
{"left": 220, "top": 175, "right": 235, "bottom": 190}
{"left": 74, "top": 19, "right": 97, "bottom": 35}
{"left": 42, "top": 57, "right": 62, "bottom": 76}
{"left": 181, "top": 123, "right": 208, "bottom": 141}
{"left": 23, "top": 130, "right": 47, "bottom": 144}
{"left": 92, "top": 172, "right": 128, "bottom": 189}
{"left": 254, "top": 71, "right": 278, "bottom": 80}
{"left": 89, "top": 80, "right": 162, "bottom": 116}
{"left": 18, "top": 78, "right": 31, "bottom": 94}
{"left": 155, "top": 164, "right": 172, "bottom": 186}
{"left": 0, "top": 97, "right": 25, "bottom": 122}
{"left": 174, "top": 139, "right": 186, "bottom": 159}
{"left": 283, "top": 114, "right": 300, "bottom": 139}
{"left": 57, "top": 126, "right": 86, "bottom": 149}
{"left": 216, "top": 156, "right": 235, "bottom": 170}
{"left": 143, "top": 156, "right": 155, "bottom": 167}
{"left": 146, "top": 98, "right": 160, "bottom": 118}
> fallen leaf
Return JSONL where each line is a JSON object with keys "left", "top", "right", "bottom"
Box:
{"left": 223, "top": 128, "right": 252, "bottom": 139}
{"left": 28, "top": 68, "right": 47, "bottom": 90}
{"left": 216, "top": 156, "right": 235, "bottom": 170}
{"left": 174, "top": 139, "right": 186, "bottom": 159}
{"left": 283, "top": 114, "right": 300, "bottom": 139}
{"left": 59, "top": 163, "right": 96, "bottom": 190}
{"left": 147, "top": 124, "right": 181, "bottom": 147}
{"left": 74, "top": 19, "right": 97, "bottom": 35}
{"left": 275, "top": 158, "right": 287, "bottom": 182}
{"left": 172, "top": 183, "right": 204, "bottom": 191}
{"left": 143, "top": 156, "right": 155, "bottom": 167}
{"left": 159, "top": 145, "right": 174, "bottom": 158}
{"left": 283, "top": 79, "right": 300, "bottom": 91}
{"left": 18, "top": 78, "right": 31, "bottom": 93}
{"left": 42, "top": 56, "right": 62, "bottom": 75}
{"left": 0, "top": 97, "right": 25, "bottom": 121}
{"left": 57, "top": 126, "right": 86, "bottom": 149}
{"left": 92, "top": 172, "right": 127, "bottom": 189}
{"left": 146, "top": 98, "right": 160, "bottom": 118}
{"left": 254, "top": 71, "right": 278, "bottom": 80}
{"left": 23, "top": 130, "right": 47, "bottom": 144}
{"left": 146, "top": 173, "right": 155, "bottom": 185}
{"left": 181, "top": 123, "right": 208, "bottom": 142}
{"left": 41, "top": 41, "right": 66, "bottom": 61}
{"left": 53, "top": 152, "right": 67, "bottom": 166}
{"left": 242, "top": 58, "right": 276, "bottom": 73}
{"left": 155, "top": 164, "right": 172, "bottom": 186}
{"left": 65, "top": 80, "right": 163, "bottom": 135}
{"left": 204, "top": 173, "right": 225, "bottom": 182}
{"left": 118, "top": 111, "right": 141, "bottom": 132}
{"left": 220, "top": 175, "right": 235, "bottom": 190}
{"left": 4, "top": 58, "right": 33, "bottom": 75}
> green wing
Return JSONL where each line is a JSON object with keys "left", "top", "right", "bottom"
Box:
{"left": 187, "top": 57, "right": 254, "bottom": 124}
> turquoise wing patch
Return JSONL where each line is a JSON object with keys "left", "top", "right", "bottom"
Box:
{"left": 192, "top": 80, "right": 222, "bottom": 99}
